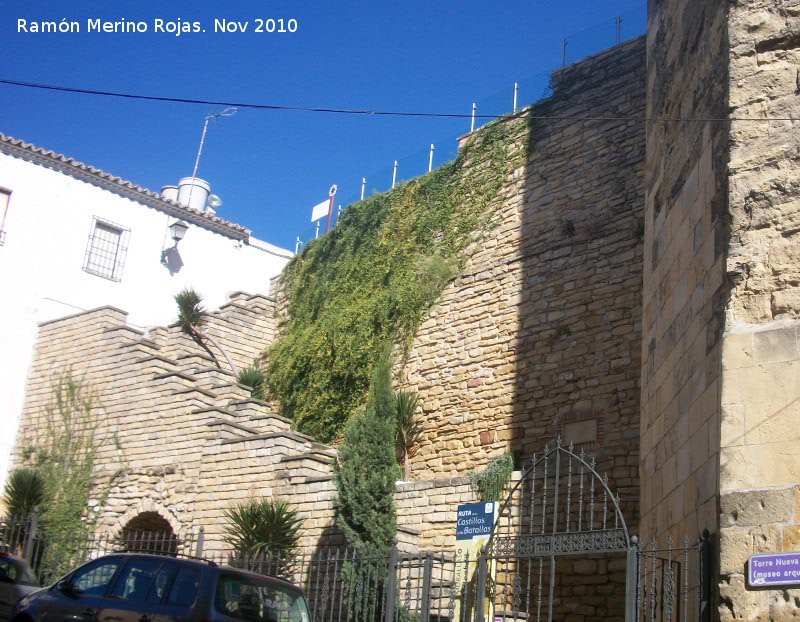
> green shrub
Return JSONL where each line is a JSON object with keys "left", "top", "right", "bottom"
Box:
{"left": 223, "top": 498, "right": 301, "bottom": 558}
{"left": 4, "top": 468, "right": 45, "bottom": 517}
{"left": 237, "top": 362, "right": 266, "bottom": 400}
{"left": 265, "top": 117, "right": 526, "bottom": 443}
{"left": 395, "top": 391, "right": 421, "bottom": 481}
{"left": 334, "top": 345, "right": 398, "bottom": 553}
{"left": 468, "top": 453, "right": 515, "bottom": 502}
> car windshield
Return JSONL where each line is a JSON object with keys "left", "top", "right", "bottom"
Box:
{"left": 214, "top": 572, "right": 310, "bottom": 622}
{"left": 0, "top": 557, "right": 39, "bottom": 586}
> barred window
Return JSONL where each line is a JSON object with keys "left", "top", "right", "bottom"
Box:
{"left": 83, "top": 217, "right": 129, "bottom": 281}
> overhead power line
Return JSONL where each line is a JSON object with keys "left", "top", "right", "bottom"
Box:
{"left": 0, "top": 77, "right": 797, "bottom": 123}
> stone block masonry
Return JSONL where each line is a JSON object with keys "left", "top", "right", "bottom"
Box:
{"left": 645, "top": 0, "right": 800, "bottom": 619}
{"left": 717, "top": 2, "right": 800, "bottom": 619}
{"left": 401, "top": 37, "right": 646, "bottom": 534}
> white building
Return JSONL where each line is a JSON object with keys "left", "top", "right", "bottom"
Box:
{"left": 0, "top": 133, "right": 292, "bottom": 486}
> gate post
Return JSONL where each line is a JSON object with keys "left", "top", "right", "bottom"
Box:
{"left": 699, "top": 529, "right": 712, "bottom": 622}
{"left": 195, "top": 526, "right": 204, "bottom": 558}
{"left": 384, "top": 538, "right": 399, "bottom": 622}
{"left": 420, "top": 552, "right": 433, "bottom": 622}
{"left": 474, "top": 551, "right": 488, "bottom": 622}
{"left": 625, "top": 536, "right": 639, "bottom": 622}
{"left": 23, "top": 508, "right": 39, "bottom": 564}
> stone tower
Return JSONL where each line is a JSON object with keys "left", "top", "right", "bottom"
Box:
{"left": 642, "top": 0, "right": 800, "bottom": 618}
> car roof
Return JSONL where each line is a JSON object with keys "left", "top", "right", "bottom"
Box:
{"left": 215, "top": 565, "right": 302, "bottom": 592}
{"left": 93, "top": 553, "right": 303, "bottom": 592}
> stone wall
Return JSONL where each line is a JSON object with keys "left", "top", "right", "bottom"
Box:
{"left": 400, "top": 38, "right": 647, "bottom": 534}
{"left": 10, "top": 294, "right": 504, "bottom": 557}
{"left": 717, "top": 1, "right": 800, "bottom": 619}
{"left": 11, "top": 293, "right": 288, "bottom": 541}
{"left": 641, "top": 0, "right": 728, "bottom": 546}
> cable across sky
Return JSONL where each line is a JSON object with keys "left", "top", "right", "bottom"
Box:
{"left": 0, "top": 78, "right": 796, "bottom": 124}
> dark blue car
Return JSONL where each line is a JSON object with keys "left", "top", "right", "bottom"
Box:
{"left": 10, "top": 554, "right": 310, "bottom": 622}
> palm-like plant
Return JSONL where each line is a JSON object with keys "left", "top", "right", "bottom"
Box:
{"left": 4, "top": 468, "right": 46, "bottom": 517}
{"left": 237, "top": 362, "right": 266, "bottom": 400}
{"left": 175, "top": 288, "right": 239, "bottom": 376}
{"left": 395, "top": 391, "right": 422, "bottom": 481}
{"left": 223, "top": 498, "right": 301, "bottom": 558}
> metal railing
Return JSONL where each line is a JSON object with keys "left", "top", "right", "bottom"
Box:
{"left": 1, "top": 511, "right": 712, "bottom": 622}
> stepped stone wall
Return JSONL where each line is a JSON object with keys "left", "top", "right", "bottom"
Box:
{"left": 9, "top": 294, "right": 507, "bottom": 557}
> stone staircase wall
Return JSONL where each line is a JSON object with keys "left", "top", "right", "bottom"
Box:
{"left": 13, "top": 298, "right": 502, "bottom": 555}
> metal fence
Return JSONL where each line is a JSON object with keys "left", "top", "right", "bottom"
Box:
{"left": 0, "top": 512, "right": 201, "bottom": 585}
{"left": 1, "top": 511, "right": 712, "bottom": 622}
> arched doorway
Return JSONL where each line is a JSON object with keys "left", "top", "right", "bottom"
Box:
{"left": 117, "top": 512, "right": 179, "bottom": 555}
{"left": 485, "top": 441, "right": 634, "bottom": 621}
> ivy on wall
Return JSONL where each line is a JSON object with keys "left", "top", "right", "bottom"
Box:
{"left": 266, "top": 115, "right": 528, "bottom": 442}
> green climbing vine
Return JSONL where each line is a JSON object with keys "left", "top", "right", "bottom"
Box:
{"left": 266, "top": 114, "right": 529, "bottom": 442}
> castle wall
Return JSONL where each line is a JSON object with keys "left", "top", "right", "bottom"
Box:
{"left": 401, "top": 38, "right": 646, "bottom": 532}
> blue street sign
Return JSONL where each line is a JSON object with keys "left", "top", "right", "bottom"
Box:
{"left": 456, "top": 502, "right": 495, "bottom": 541}
{"left": 748, "top": 552, "right": 800, "bottom": 588}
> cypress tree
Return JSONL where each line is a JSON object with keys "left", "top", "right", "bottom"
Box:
{"left": 334, "top": 344, "right": 398, "bottom": 552}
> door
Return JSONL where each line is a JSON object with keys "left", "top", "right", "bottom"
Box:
{"left": 151, "top": 565, "right": 204, "bottom": 622}
{"left": 44, "top": 557, "right": 125, "bottom": 622}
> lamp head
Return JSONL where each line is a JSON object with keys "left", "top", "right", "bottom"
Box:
{"left": 169, "top": 220, "right": 189, "bottom": 243}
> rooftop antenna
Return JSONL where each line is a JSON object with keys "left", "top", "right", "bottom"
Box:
{"left": 187, "top": 107, "right": 238, "bottom": 207}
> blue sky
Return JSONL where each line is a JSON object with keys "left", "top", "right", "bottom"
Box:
{"left": 0, "top": 1, "right": 645, "bottom": 251}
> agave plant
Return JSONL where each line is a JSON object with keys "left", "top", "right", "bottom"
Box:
{"left": 174, "top": 288, "right": 239, "bottom": 376}
{"left": 223, "top": 498, "right": 301, "bottom": 558}
{"left": 237, "top": 362, "right": 266, "bottom": 400}
{"left": 395, "top": 391, "right": 422, "bottom": 481}
{"left": 4, "top": 467, "right": 46, "bottom": 517}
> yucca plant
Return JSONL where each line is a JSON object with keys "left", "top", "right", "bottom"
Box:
{"left": 4, "top": 468, "right": 46, "bottom": 517}
{"left": 237, "top": 362, "right": 266, "bottom": 400}
{"left": 223, "top": 498, "right": 301, "bottom": 559}
{"left": 175, "top": 288, "right": 239, "bottom": 376}
{"left": 395, "top": 391, "right": 422, "bottom": 481}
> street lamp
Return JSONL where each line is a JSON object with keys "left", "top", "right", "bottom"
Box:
{"left": 161, "top": 220, "right": 189, "bottom": 268}
{"left": 168, "top": 220, "right": 189, "bottom": 244}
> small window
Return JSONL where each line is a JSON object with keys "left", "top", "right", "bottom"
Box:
{"left": 166, "top": 567, "right": 201, "bottom": 607}
{"left": 111, "top": 558, "right": 164, "bottom": 602}
{"left": 83, "top": 217, "right": 129, "bottom": 281}
{"left": 70, "top": 558, "right": 123, "bottom": 597}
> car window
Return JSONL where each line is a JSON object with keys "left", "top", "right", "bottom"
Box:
{"left": 166, "top": 567, "right": 201, "bottom": 607}
{"left": 71, "top": 558, "right": 123, "bottom": 596}
{"left": 145, "top": 562, "right": 176, "bottom": 604}
{"left": 0, "top": 557, "right": 39, "bottom": 586}
{"left": 111, "top": 558, "right": 164, "bottom": 602}
{"left": 214, "top": 573, "right": 310, "bottom": 622}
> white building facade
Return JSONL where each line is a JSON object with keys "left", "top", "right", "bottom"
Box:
{"left": 0, "top": 134, "right": 292, "bottom": 486}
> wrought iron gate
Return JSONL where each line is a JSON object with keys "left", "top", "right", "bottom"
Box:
{"left": 480, "top": 441, "right": 633, "bottom": 621}
{"left": 473, "top": 441, "right": 711, "bottom": 622}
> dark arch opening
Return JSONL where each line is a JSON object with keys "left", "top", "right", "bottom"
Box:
{"left": 117, "top": 511, "right": 179, "bottom": 555}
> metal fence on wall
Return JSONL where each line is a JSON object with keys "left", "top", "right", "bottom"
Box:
{"left": 298, "top": 4, "right": 648, "bottom": 248}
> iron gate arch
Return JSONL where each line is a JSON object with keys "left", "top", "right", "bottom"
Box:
{"left": 482, "top": 440, "right": 636, "bottom": 622}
